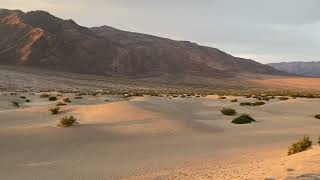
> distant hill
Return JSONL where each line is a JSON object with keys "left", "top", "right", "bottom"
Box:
{"left": 268, "top": 61, "right": 320, "bottom": 77}
{"left": 0, "top": 9, "right": 285, "bottom": 79}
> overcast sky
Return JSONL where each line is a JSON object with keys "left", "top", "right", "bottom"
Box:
{"left": 1, "top": 0, "right": 320, "bottom": 63}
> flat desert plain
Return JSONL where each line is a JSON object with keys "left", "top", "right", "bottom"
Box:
{"left": 0, "top": 93, "right": 320, "bottom": 180}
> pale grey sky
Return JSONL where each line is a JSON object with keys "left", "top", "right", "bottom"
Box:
{"left": 1, "top": 0, "right": 320, "bottom": 63}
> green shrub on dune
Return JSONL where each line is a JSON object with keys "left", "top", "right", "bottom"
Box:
{"left": 232, "top": 115, "right": 256, "bottom": 124}
{"left": 288, "top": 136, "right": 312, "bottom": 155}
{"left": 220, "top": 108, "right": 237, "bottom": 116}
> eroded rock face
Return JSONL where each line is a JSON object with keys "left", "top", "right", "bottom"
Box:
{"left": 0, "top": 9, "right": 285, "bottom": 78}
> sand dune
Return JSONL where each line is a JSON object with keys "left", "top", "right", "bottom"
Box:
{"left": 0, "top": 94, "right": 319, "bottom": 179}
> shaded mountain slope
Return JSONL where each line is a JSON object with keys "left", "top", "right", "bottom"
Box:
{"left": 0, "top": 9, "right": 285, "bottom": 78}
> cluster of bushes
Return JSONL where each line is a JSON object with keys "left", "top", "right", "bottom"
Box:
{"left": 220, "top": 108, "right": 237, "bottom": 116}
{"left": 232, "top": 115, "right": 256, "bottom": 124}
{"left": 240, "top": 101, "right": 265, "bottom": 106}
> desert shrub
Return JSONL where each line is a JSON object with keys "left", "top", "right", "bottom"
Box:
{"left": 218, "top": 96, "right": 227, "bottom": 99}
{"left": 318, "top": 136, "right": 320, "bottom": 146}
{"left": 40, "top": 93, "right": 50, "bottom": 98}
{"left": 230, "top": 99, "right": 238, "bottom": 102}
{"left": 56, "top": 102, "right": 67, "bottom": 106}
{"left": 11, "top": 101, "right": 20, "bottom": 107}
{"left": 74, "top": 96, "right": 83, "bottom": 99}
{"left": 254, "top": 101, "right": 266, "bottom": 106}
{"left": 221, "top": 108, "right": 237, "bottom": 116}
{"left": 58, "top": 115, "right": 78, "bottom": 127}
{"left": 48, "top": 96, "right": 57, "bottom": 101}
{"left": 62, "top": 97, "right": 71, "bottom": 103}
{"left": 25, "top": 99, "right": 31, "bottom": 102}
{"left": 9, "top": 92, "right": 17, "bottom": 96}
{"left": 288, "top": 136, "right": 312, "bottom": 155}
{"left": 240, "top": 102, "right": 253, "bottom": 106}
{"left": 279, "top": 97, "right": 289, "bottom": 101}
{"left": 20, "top": 96, "right": 26, "bottom": 99}
{"left": 244, "top": 94, "right": 252, "bottom": 98}
{"left": 49, "top": 107, "right": 60, "bottom": 115}
{"left": 240, "top": 101, "right": 265, "bottom": 106}
{"left": 232, "top": 115, "right": 256, "bottom": 124}
{"left": 314, "top": 115, "right": 320, "bottom": 119}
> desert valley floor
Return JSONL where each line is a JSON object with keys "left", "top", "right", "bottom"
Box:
{"left": 0, "top": 92, "right": 319, "bottom": 180}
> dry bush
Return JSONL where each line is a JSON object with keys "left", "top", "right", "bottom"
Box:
{"left": 49, "top": 107, "right": 60, "bottom": 115}
{"left": 58, "top": 115, "right": 78, "bottom": 127}
{"left": 288, "top": 136, "right": 312, "bottom": 155}
{"left": 11, "top": 101, "right": 19, "bottom": 107}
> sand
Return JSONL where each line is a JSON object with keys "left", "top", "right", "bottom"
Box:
{"left": 0, "top": 93, "right": 319, "bottom": 180}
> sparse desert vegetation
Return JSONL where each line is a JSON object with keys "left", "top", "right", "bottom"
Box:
{"left": 11, "top": 101, "right": 19, "bottom": 107}
{"left": 40, "top": 93, "right": 50, "bottom": 98}
{"left": 48, "top": 96, "right": 58, "bottom": 101}
{"left": 49, "top": 107, "right": 61, "bottom": 115}
{"left": 232, "top": 115, "right": 256, "bottom": 124}
{"left": 288, "top": 136, "right": 312, "bottom": 155}
{"left": 239, "top": 101, "right": 265, "bottom": 106}
{"left": 314, "top": 114, "right": 320, "bottom": 119}
{"left": 62, "top": 97, "right": 71, "bottom": 103}
{"left": 58, "top": 115, "right": 78, "bottom": 127}
{"left": 220, "top": 108, "right": 237, "bottom": 116}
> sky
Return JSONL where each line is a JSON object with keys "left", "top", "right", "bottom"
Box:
{"left": 1, "top": 0, "right": 320, "bottom": 63}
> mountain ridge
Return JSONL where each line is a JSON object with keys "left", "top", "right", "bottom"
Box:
{"left": 0, "top": 9, "right": 286, "bottom": 79}
{"left": 269, "top": 61, "right": 320, "bottom": 77}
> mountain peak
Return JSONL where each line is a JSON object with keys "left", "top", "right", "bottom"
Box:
{"left": 0, "top": 9, "right": 286, "bottom": 79}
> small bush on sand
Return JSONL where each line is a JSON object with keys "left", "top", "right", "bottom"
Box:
{"left": 20, "top": 96, "right": 26, "bottom": 99}
{"left": 74, "top": 96, "right": 83, "bottom": 99}
{"left": 25, "top": 99, "right": 31, "bottom": 102}
{"left": 279, "top": 97, "right": 289, "bottom": 101}
{"left": 230, "top": 99, "right": 238, "bottom": 102}
{"left": 232, "top": 115, "right": 256, "bottom": 124}
{"left": 240, "top": 102, "right": 265, "bottom": 106}
{"left": 48, "top": 96, "right": 57, "bottom": 101}
{"left": 49, "top": 107, "right": 60, "bottom": 115}
{"left": 56, "top": 102, "right": 67, "bottom": 106}
{"left": 318, "top": 136, "right": 320, "bottom": 146}
{"left": 11, "top": 101, "right": 20, "bottom": 107}
{"left": 218, "top": 96, "right": 227, "bottom": 99}
{"left": 254, "top": 101, "right": 266, "bottom": 106}
{"left": 221, "top": 108, "right": 237, "bottom": 116}
{"left": 40, "top": 93, "right": 50, "bottom": 98}
{"left": 288, "top": 136, "right": 312, "bottom": 155}
{"left": 62, "top": 97, "right": 71, "bottom": 103}
{"left": 314, "top": 115, "right": 320, "bottom": 119}
{"left": 58, "top": 115, "right": 78, "bottom": 127}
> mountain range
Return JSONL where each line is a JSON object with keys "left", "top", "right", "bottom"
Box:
{"left": 0, "top": 9, "right": 285, "bottom": 80}
{"left": 269, "top": 61, "right": 320, "bottom": 77}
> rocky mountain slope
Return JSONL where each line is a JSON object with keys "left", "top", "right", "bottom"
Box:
{"left": 269, "top": 61, "right": 320, "bottom": 77}
{"left": 0, "top": 9, "right": 285, "bottom": 79}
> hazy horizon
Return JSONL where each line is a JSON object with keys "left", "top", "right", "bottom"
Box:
{"left": 1, "top": 0, "right": 320, "bottom": 63}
